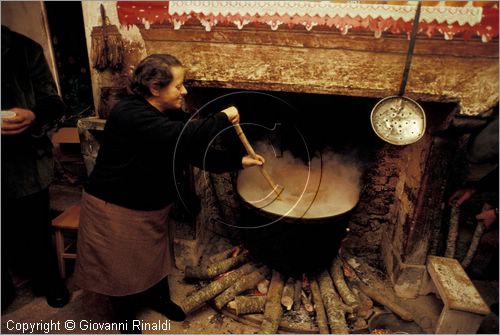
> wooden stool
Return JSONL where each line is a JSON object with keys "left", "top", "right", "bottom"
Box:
{"left": 52, "top": 205, "right": 81, "bottom": 278}
{"left": 426, "top": 256, "right": 490, "bottom": 334}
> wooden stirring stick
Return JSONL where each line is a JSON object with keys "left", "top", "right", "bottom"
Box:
{"left": 234, "top": 123, "right": 284, "bottom": 197}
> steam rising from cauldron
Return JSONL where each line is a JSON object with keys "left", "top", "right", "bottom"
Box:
{"left": 237, "top": 142, "right": 362, "bottom": 219}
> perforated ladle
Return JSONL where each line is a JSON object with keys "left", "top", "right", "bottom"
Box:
{"left": 371, "top": 2, "right": 426, "bottom": 146}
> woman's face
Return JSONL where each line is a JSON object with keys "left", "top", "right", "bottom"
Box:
{"left": 150, "top": 66, "right": 187, "bottom": 111}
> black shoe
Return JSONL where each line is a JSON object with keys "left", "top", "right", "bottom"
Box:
{"left": 1, "top": 288, "right": 16, "bottom": 312}
{"left": 110, "top": 296, "right": 142, "bottom": 334}
{"left": 490, "top": 303, "right": 499, "bottom": 316}
{"left": 45, "top": 283, "right": 70, "bottom": 308}
{"left": 149, "top": 298, "right": 186, "bottom": 322}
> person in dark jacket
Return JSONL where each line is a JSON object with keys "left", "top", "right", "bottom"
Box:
{"left": 1, "top": 25, "right": 70, "bottom": 309}
{"left": 448, "top": 111, "right": 498, "bottom": 284}
{"left": 74, "top": 54, "right": 264, "bottom": 333}
{"left": 449, "top": 112, "right": 498, "bottom": 229}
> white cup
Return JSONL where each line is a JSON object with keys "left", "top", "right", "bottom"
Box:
{"left": 1, "top": 110, "right": 17, "bottom": 119}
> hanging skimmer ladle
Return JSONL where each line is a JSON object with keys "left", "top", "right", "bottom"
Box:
{"left": 371, "top": 1, "right": 426, "bottom": 146}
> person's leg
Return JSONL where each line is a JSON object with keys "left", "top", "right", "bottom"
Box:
{"left": 143, "top": 277, "right": 186, "bottom": 321}
{"left": 1, "top": 196, "right": 16, "bottom": 310}
{"left": 22, "top": 189, "right": 70, "bottom": 307}
{"left": 109, "top": 295, "right": 142, "bottom": 334}
{"left": 1, "top": 193, "right": 23, "bottom": 310}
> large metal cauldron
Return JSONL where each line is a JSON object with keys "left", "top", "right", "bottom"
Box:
{"left": 235, "top": 158, "right": 360, "bottom": 277}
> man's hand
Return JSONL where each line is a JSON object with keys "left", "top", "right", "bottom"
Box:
{"left": 476, "top": 209, "right": 498, "bottom": 230}
{"left": 1, "top": 108, "right": 36, "bottom": 135}
{"left": 221, "top": 106, "right": 240, "bottom": 125}
{"left": 242, "top": 154, "right": 265, "bottom": 168}
{"left": 448, "top": 187, "right": 477, "bottom": 207}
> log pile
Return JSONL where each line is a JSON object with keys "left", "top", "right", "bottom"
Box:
{"left": 181, "top": 246, "right": 415, "bottom": 333}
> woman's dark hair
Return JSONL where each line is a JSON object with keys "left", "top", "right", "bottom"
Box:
{"left": 129, "top": 54, "right": 183, "bottom": 97}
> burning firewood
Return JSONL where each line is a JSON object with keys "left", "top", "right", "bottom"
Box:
{"left": 310, "top": 278, "right": 330, "bottom": 334}
{"left": 260, "top": 270, "right": 285, "bottom": 334}
{"left": 293, "top": 279, "right": 302, "bottom": 311}
{"left": 214, "top": 266, "right": 270, "bottom": 310}
{"left": 180, "top": 263, "right": 256, "bottom": 314}
{"left": 184, "top": 252, "right": 248, "bottom": 280}
{"left": 228, "top": 296, "right": 266, "bottom": 315}
{"left": 302, "top": 273, "right": 310, "bottom": 291}
{"left": 301, "top": 290, "right": 314, "bottom": 314}
{"left": 317, "top": 270, "right": 350, "bottom": 334}
{"left": 331, "top": 256, "right": 360, "bottom": 310}
{"left": 205, "top": 245, "right": 243, "bottom": 265}
{"left": 257, "top": 279, "right": 270, "bottom": 294}
{"left": 280, "top": 277, "right": 295, "bottom": 311}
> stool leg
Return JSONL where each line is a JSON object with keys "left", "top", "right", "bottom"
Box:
{"left": 54, "top": 230, "right": 66, "bottom": 279}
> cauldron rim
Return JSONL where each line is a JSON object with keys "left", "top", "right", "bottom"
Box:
{"left": 236, "top": 189, "right": 358, "bottom": 225}
{"left": 235, "top": 176, "right": 359, "bottom": 225}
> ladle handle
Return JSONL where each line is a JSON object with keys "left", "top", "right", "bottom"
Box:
{"left": 234, "top": 123, "right": 257, "bottom": 158}
{"left": 234, "top": 123, "right": 281, "bottom": 195}
{"left": 398, "top": 1, "right": 421, "bottom": 96}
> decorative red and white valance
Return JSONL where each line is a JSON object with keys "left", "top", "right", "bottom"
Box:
{"left": 116, "top": 1, "right": 499, "bottom": 42}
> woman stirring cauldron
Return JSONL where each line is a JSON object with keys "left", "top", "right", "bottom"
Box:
{"left": 74, "top": 54, "right": 264, "bottom": 333}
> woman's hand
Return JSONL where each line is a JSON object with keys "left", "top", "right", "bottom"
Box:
{"left": 1, "top": 108, "right": 36, "bottom": 135}
{"left": 448, "top": 187, "right": 476, "bottom": 207}
{"left": 221, "top": 106, "right": 240, "bottom": 124}
{"left": 476, "top": 208, "right": 497, "bottom": 230}
{"left": 242, "top": 154, "right": 265, "bottom": 168}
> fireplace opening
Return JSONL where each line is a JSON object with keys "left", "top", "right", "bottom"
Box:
{"left": 185, "top": 86, "right": 456, "bottom": 279}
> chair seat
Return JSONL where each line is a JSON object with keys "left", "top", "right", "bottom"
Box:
{"left": 52, "top": 205, "right": 81, "bottom": 229}
{"left": 52, "top": 204, "right": 81, "bottom": 278}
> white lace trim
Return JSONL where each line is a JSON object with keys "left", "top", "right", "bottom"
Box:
{"left": 168, "top": 1, "right": 483, "bottom": 26}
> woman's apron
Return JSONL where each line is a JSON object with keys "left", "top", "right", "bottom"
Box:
{"left": 74, "top": 191, "right": 174, "bottom": 296}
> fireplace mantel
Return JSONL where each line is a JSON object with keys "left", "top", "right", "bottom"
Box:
{"left": 82, "top": 1, "right": 498, "bottom": 117}
{"left": 141, "top": 25, "right": 498, "bottom": 116}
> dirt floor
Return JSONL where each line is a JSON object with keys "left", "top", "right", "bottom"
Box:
{"left": 1, "top": 183, "right": 498, "bottom": 334}
{"left": 1, "top": 263, "right": 498, "bottom": 334}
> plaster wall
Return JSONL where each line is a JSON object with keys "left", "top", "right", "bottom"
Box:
{"left": 81, "top": 1, "right": 146, "bottom": 113}
{"left": 80, "top": 1, "right": 498, "bottom": 117}
{"left": 1, "top": 1, "right": 60, "bottom": 93}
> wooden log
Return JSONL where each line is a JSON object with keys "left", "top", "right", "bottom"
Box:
{"left": 257, "top": 279, "right": 270, "bottom": 295}
{"left": 301, "top": 289, "right": 314, "bottom": 314}
{"left": 228, "top": 296, "right": 266, "bottom": 315}
{"left": 461, "top": 220, "right": 486, "bottom": 268}
{"left": 214, "top": 266, "right": 270, "bottom": 310}
{"left": 350, "top": 317, "right": 369, "bottom": 332}
{"left": 341, "top": 254, "right": 414, "bottom": 321}
{"left": 351, "top": 286, "right": 374, "bottom": 319}
{"left": 353, "top": 280, "right": 414, "bottom": 321}
{"left": 331, "top": 257, "right": 359, "bottom": 309}
{"left": 445, "top": 206, "right": 460, "bottom": 258}
{"left": 310, "top": 278, "right": 330, "bottom": 334}
{"left": 281, "top": 278, "right": 295, "bottom": 311}
{"left": 260, "top": 270, "right": 285, "bottom": 334}
{"left": 302, "top": 274, "right": 311, "bottom": 292}
{"left": 184, "top": 252, "right": 249, "bottom": 280}
{"left": 207, "top": 246, "right": 241, "bottom": 265}
{"left": 317, "top": 270, "right": 350, "bottom": 334}
{"left": 462, "top": 203, "right": 491, "bottom": 268}
{"left": 293, "top": 279, "right": 302, "bottom": 311}
{"left": 180, "top": 263, "right": 256, "bottom": 314}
